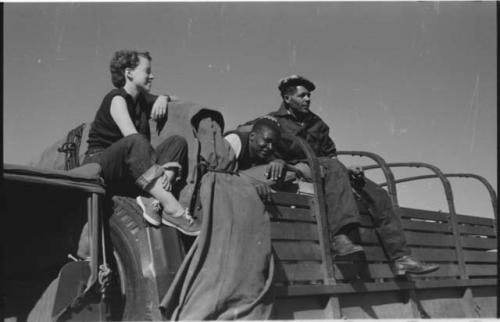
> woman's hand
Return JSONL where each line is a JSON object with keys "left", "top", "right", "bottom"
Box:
{"left": 151, "top": 95, "right": 169, "bottom": 121}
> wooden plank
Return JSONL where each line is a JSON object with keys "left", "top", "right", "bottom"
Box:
{"left": 466, "top": 264, "right": 498, "bottom": 277}
{"left": 268, "top": 205, "right": 316, "bottom": 223}
{"left": 464, "top": 250, "right": 498, "bottom": 263}
{"left": 272, "top": 241, "right": 323, "bottom": 261}
{"left": 271, "top": 192, "right": 311, "bottom": 208}
{"left": 402, "top": 219, "right": 451, "bottom": 233}
{"left": 402, "top": 231, "right": 456, "bottom": 248}
{"left": 456, "top": 214, "right": 495, "bottom": 227}
{"left": 340, "top": 291, "right": 416, "bottom": 319}
{"left": 459, "top": 224, "right": 496, "bottom": 237}
{"left": 334, "top": 263, "right": 461, "bottom": 280}
{"left": 399, "top": 208, "right": 495, "bottom": 227}
{"left": 361, "top": 246, "right": 459, "bottom": 263}
{"left": 397, "top": 207, "right": 448, "bottom": 222}
{"left": 272, "top": 296, "right": 331, "bottom": 319}
{"left": 409, "top": 263, "right": 461, "bottom": 278}
{"left": 271, "top": 222, "right": 319, "bottom": 241}
{"left": 461, "top": 236, "right": 497, "bottom": 250}
{"left": 359, "top": 228, "right": 456, "bottom": 247}
{"left": 333, "top": 263, "right": 394, "bottom": 280}
{"left": 274, "top": 278, "right": 498, "bottom": 297}
{"left": 406, "top": 248, "right": 458, "bottom": 262}
{"left": 360, "top": 215, "right": 453, "bottom": 233}
{"left": 275, "top": 261, "right": 324, "bottom": 283}
{"left": 355, "top": 245, "right": 387, "bottom": 261}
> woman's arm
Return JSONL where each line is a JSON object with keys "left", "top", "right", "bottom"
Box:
{"left": 110, "top": 96, "right": 138, "bottom": 136}
{"left": 150, "top": 95, "right": 169, "bottom": 120}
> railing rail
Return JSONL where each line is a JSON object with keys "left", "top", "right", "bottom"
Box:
{"left": 362, "top": 162, "right": 467, "bottom": 279}
{"left": 377, "top": 172, "right": 497, "bottom": 236}
{"left": 336, "top": 151, "right": 399, "bottom": 206}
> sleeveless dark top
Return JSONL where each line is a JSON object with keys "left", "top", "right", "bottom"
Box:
{"left": 87, "top": 88, "right": 154, "bottom": 154}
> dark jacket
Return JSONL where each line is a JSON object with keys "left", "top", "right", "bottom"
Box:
{"left": 238, "top": 103, "right": 337, "bottom": 162}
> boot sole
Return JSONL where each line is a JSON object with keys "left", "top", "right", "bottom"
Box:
{"left": 394, "top": 265, "right": 440, "bottom": 276}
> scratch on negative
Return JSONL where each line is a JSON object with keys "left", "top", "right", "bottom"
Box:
{"left": 469, "top": 74, "right": 480, "bottom": 152}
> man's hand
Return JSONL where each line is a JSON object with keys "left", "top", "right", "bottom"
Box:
{"left": 254, "top": 182, "right": 273, "bottom": 203}
{"left": 347, "top": 165, "right": 365, "bottom": 192}
{"left": 265, "top": 159, "right": 286, "bottom": 181}
{"left": 348, "top": 165, "right": 363, "bottom": 174}
{"left": 161, "top": 161, "right": 182, "bottom": 191}
{"left": 151, "top": 95, "right": 169, "bottom": 121}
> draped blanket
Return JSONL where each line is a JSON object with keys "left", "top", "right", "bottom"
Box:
{"left": 161, "top": 172, "right": 274, "bottom": 320}
{"left": 153, "top": 101, "right": 274, "bottom": 320}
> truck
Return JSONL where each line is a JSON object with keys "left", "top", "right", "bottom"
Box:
{"left": 2, "top": 109, "right": 497, "bottom": 321}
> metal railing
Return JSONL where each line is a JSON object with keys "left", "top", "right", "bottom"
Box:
{"left": 377, "top": 172, "right": 497, "bottom": 236}
{"left": 336, "top": 151, "right": 399, "bottom": 206}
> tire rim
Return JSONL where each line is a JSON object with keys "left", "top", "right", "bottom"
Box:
{"left": 113, "top": 249, "right": 127, "bottom": 296}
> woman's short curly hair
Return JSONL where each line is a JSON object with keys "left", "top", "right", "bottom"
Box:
{"left": 109, "top": 50, "right": 152, "bottom": 88}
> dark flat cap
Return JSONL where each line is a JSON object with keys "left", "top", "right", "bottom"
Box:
{"left": 278, "top": 75, "right": 316, "bottom": 94}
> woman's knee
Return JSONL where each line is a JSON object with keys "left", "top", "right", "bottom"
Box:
{"left": 164, "top": 135, "right": 188, "bottom": 151}
{"left": 122, "top": 133, "right": 150, "bottom": 147}
{"left": 156, "top": 135, "right": 189, "bottom": 165}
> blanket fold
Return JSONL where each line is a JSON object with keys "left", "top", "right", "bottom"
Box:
{"left": 155, "top": 101, "right": 274, "bottom": 320}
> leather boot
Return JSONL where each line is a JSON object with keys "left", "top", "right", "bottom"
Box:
{"left": 332, "top": 234, "right": 364, "bottom": 257}
{"left": 392, "top": 255, "right": 439, "bottom": 275}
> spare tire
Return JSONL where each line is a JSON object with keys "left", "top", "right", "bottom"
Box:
{"left": 106, "top": 196, "right": 155, "bottom": 321}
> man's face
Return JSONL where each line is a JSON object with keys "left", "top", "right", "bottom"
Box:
{"left": 284, "top": 85, "right": 311, "bottom": 115}
{"left": 249, "top": 127, "right": 279, "bottom": 161}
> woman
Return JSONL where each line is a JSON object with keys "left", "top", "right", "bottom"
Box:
{"left": 84, "top": 50, "right": 200, "bottom": 236}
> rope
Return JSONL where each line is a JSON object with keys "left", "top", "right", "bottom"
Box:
{"left": 98, "top": 202, "right": 111, "bottom": 300}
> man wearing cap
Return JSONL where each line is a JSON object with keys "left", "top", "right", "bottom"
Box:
{"left": 237, "top": 75, "right": 438, "bottom": 275}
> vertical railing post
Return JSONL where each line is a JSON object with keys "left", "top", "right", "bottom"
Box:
{"left": 379, "top": 173, "right": 497, "bottom": 237}
{"left": 383, "top": 163, "right": 468, "bottom": 279}
{"left": 297, "top": 138, "right": 341, "bottom": 318}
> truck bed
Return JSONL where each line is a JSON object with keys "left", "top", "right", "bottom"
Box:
{"left": 268, "top": 190, "right": 497, "bottom": 318}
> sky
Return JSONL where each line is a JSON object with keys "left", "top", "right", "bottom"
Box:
{"left": 3, "top": 2, "right": 497, "bottom": 219}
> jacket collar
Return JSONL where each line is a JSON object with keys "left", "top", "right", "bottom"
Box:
{"left": 274, "top": 103, "right": 291, "bottom": 117}
{"left": 275, "top": 102, "right": 318, "bottom": 124}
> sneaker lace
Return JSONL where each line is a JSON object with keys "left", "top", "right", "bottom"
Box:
{"left": 181, "top": 208, "right": 194, "bottom": 225}
{"left": 152, "top": 199, "right": 162, "bottom": 212}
